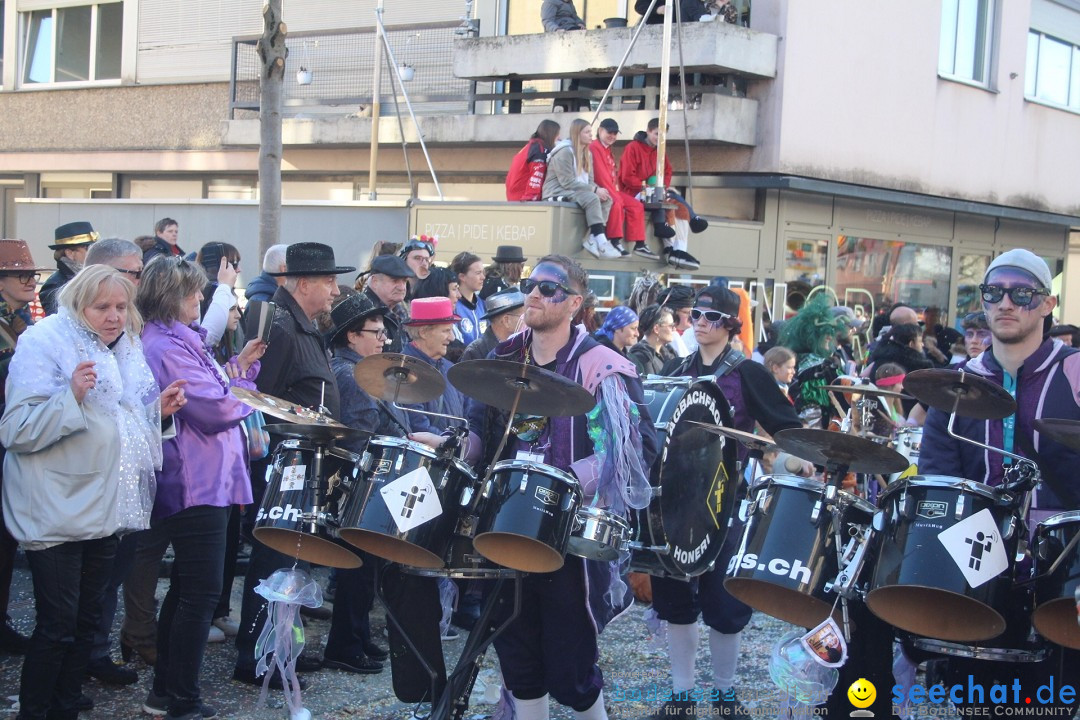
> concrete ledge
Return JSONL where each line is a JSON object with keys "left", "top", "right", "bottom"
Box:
{"left": 453, "top": 22, "right": 777, "bottom": 82}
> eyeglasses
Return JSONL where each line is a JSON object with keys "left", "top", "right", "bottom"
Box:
{"left": 358, "top": 328, "right": 389, "bottom": 340}
{"left": 979, "top": 284, "right": 1050, "bottom": 307}
{"left": 116, "top": 268, "right": 142, "bottom": 280}
{"left": 0, "top": 272, "right": 40, "bottom": 285}
{"left": 520, "top": 278, "right": 580, "bottom": 298}
{"left": 690, "top": 308, "right": 733, "bottom": 323}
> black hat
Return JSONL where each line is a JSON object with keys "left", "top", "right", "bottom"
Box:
{"left": 268, "top": 242, "right": 356, "bottom": 277}
{"left": 492, "top": 245, "right": 526, "bottom": 264}
{"left": 695, "top": 285, "right": 741, "bottom": 317}
{"left": 50, "top": 221, "right": 99, "bottom": 250}
{"left": 481, "top": 288, "right": 526, "bottom": 320}
{"left": 656, "top": 285, "right": 695, "bottom": 310}
{"left": 365, "top": 254, "right": 417, "bottom": 279}
{"left": 327, "top": 293, "right": 389, "bottom": 345}
{"left": 598, "top": 118, "right": 620, "bottom": 134}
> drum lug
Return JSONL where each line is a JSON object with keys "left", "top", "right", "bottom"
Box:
{"left": 737, "top": 499, "right": 753, "bottom": 523}
{"left": 811, "top": 498, "right": 822, "bottom": 524}
{"left": 395, "top": 453, "right": 405, "bottom": 474}
{"left": 519, "top": 469, "right": 530, "bottom": 494}
{"left": 460, "top": 484, "right": 474, "bottom": 507}
{"left": 1001, "top": 514, "right": 1016, "bottom": 540}
{"left": 456, "top": 514, "right": 478, "bottom": 538}
{"left": 1014, "top": 536, "right": 1029, "bottom": 564}
{"left": 359, "top": 451, "right": 372, "bottom": 473}
{"left": 954, "top": 493, "right": 966, "bottom": 520}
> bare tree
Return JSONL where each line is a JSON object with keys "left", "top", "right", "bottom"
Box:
{"left": 258, "top": 1, "right": 287, "bottom": 259}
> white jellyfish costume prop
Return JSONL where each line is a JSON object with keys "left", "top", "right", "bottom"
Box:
{"left": 253, "top": 568, "right": 322, "bottom": 720}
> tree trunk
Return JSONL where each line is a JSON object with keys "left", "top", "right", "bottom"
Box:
{"left": 258, "top": 1, "right": 287, "bottom": 261}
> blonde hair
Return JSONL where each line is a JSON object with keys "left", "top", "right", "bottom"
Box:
{"left": 59, "top": 264, "right": 143, "bottom": 335}
{"left": 569, "top": 118, "right": 593, "bottom": 178}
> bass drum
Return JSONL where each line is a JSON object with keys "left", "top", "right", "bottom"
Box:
{"left": 630, "top": 377, "right": 738, "bottom": 578}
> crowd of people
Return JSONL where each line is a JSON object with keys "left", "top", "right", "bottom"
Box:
{"left": 0, "top": 215, "right": 1077, "bottom": 720}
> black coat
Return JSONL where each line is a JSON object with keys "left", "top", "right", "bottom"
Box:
{"left": 635, "top": 0, "right": 708, "bottom": 24}
{"left": 39, "top": 261, "right": 77, "bottom": 316}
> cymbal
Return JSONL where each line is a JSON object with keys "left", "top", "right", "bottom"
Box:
{"left": 448, "top": 359, "right": 595, "bottom": 417}
{"left": 774, "top": 428, "right": 909, "bottom": 474}
{"left": 1035, "top": 419, "right": 1080, "bottom": 452}
{"left": 263, "top": 423, "right": 370, "bottom": 443}
{"left": 822, "top": 384, "right": 912, "bottom": 400}
{"left": 903, "top": 369, "right": 1016, "bottom": 420}
{"left": 687, "top": 421, "right": 777, "bottom": 452}
{"left": 353, "top": 353, "right": 446, "bottom": 405}
{"left": 232, "top": 388, "right": 343, "bottom": 426}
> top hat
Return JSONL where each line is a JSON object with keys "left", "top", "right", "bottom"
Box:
{"left": 481, "top": 288, "right": 526, "bottom": 320}
{"left": 0, "top": 240, "right": 50, "bottom": 273}
{"left": 268, "top": 242, "right": 356, "bottom": 277}
{"left": 327, "top": 293, "right": 389, "bottom": 345}
{"left": 492, "top": 245, "right": 527, "bottom": 264}
{"left": 405, "top": 296, "right": 461, "bottom": 326}
{"left": 50, "top": 221, "right": 99, "bottom": 250}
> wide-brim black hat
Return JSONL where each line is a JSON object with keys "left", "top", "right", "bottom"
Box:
{"left": 50, "top": 221, "right": 99, "bottom": 250}
{"left": 327, "top": 293, "right": 389, "bottom": 345}
{"left": 492, "top": 245, "right": 526, "bottom": 264}
{"left": 269, "top": 242, "right": 356, "bottom": 277}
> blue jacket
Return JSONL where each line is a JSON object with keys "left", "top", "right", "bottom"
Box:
{"left": 245, "top": 272, "right": 279, "bottom": 304}
{"left": 400, "top": 342, "right": 465, "bottom": 434}
{"left": 920, "top": 338, "right": 1080, "bottom": 511}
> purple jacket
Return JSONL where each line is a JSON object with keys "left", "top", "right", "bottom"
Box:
{"left": 141, "top": 320, "right": 255, "bottom": 520}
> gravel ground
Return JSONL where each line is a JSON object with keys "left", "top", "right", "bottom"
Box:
{"left": 0, "top": 557, "right": 1073, "bottom": 720}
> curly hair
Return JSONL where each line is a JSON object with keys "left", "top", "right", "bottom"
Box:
{"left": 777, "top": 295, "right": 842, "bottom": 355}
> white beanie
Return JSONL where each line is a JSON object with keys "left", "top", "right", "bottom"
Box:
{"left": 984, "top": 249, "right": 1052, "bottom": 289}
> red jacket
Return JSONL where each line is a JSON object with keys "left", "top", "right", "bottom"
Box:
{"left": 618, "top": 133, "right": 672, "bottom": 192}
{"left": 589, "top": 139, "right": 619, "bottom": 193}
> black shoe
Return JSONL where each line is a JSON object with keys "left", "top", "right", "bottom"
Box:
{"left": 76, "top": 693, "right": 94, "bottom": 713}
{"left": 362, "top": 641, "right": 389, "bottom": 661}
{"left": 86, "top": 656, "right": 138, "bottom": 686}
{"left": 0, "top": 619, "right": 28, "bottom": 654}
{"left": 295, "top": 652, "right": 323, "bottom": 673}
{"left": 675, "top": 249, "right": 701, "bottom": 270}
{"left": 322, "top": 652, "right": 383, "bottom": 675}
{"left": 713, "top": 689, "right": 751, "bottom": 716}
{"left": 647, "top": 699, "right": 697, "bottom": 718}
{"left": 653, "top": 223, "right": 676, "bottom": 239}
{"left": 689, "top": 216, "right": 709, "bottom": 233}
{"left": 299, "top": 604, "right": 332, "bottom": 621}
{"left": 232, "top": 666, "right": 309, "bottom": 691}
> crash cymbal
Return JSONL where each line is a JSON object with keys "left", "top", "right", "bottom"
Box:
{"left": 448, "top": 359, "right": 595, "bottom": 417}
{"left": 1035, "top": 419, "right": 1080, "bottom": 452}
{"left": 687, "top": 421, "right": 777, "bottom": 453}
{"left": 232, "top": 388, "right": 343, "bottom": 426}
{"left": 903, "top": 368, "right": 1016, "bottom": 420}
{"left": 774, "top": 427, "right": 909, "bottom": 474}
{"left": 353, "top": 353, "right": 446, "bottom": 405}
{"left": 263, "top": 423, "right": 370, "bottom": 443}
{"left": 822, "top": 384, "right": 912, "bottom": 400}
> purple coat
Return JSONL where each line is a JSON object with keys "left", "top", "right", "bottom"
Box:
{"left": 141, "top": 320, "right": 255, "bottom": 521}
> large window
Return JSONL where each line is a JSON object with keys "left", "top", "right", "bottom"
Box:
{"left": 835, "top": 237, "right": 952, "bottom": 321}
{"left": 21, "top": 2, "right": 122, "bottom": 85}
{"left": 939, "top": 0, "right": 995, "bottom": 86}
{"left": 1025, "top": 31, "right": 1080, "bottom": 111}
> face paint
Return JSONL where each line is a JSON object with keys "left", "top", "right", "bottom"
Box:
{"left": 984, "top": 267, "right": 1047, "bottom": 311}
{"left": 529, "top": 262, "right": 574, "bottom": 304}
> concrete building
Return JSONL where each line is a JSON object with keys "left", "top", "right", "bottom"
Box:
{"left": 1, "top": 0, "right": 1078, "bottom": 326}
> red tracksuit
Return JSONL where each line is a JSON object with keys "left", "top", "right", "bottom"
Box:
{"left": 589, "top": 139, "right": 645, "bottom": 243}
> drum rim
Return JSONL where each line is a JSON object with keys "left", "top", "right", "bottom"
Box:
{"left": 750, "top": 475, "right": 875, "bottom": 513}
{"left": 280, "top": 438, "right": 361, "bottom": 463}
{"left": 909, "top": 636, "right": 1048, "bottom": 663}
{"left": 1038, "top": 509, "right": 1080, "bottom": 528}
{"left": 366, "top": 434, "right": 476, "bottom": 478}
{"left": 491, "top": 458, "right": 580, "bottom": 488}
{"left": 576, "top": 505, "right": 631, "bottom": 529}
{"left": 879, "top": 474, "right": 999, "bottom": 502}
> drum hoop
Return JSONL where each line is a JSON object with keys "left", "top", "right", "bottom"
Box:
{"left": 751, "top": 474, "right": 825, "bottom": 495}
{"left": 1038, "top": 509, "right": 1080, "bottom": 529}
{"left": 909, "top": 637, "right": 1048, "bottom": 663}
{"left": 491, "top": 459, "right": 580, "bottom": 488}
{"left": 577, "top": 505, "right": 631, "bottom": 529}
{"left": 367, "top": 434, "right": 476, "bottom": 478}
{"left": 880, "top": 475, "right": 1000, "bottom": 502}
{"left": 279, "top": 438, "right": 360, "bottom": 463}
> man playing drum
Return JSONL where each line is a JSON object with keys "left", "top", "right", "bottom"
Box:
{"left": 467, "top": 254, "right": 657, "bottom": 720}
{"left": 650, "top": 285, "right": 803, "bottom": 718}
{"left": 919, "top": 249, "right": 1079, "bottom": 716}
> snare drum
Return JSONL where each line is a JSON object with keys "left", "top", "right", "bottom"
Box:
{"left": 889, "top": 427, "right": 922, "bottom": 483}
{"left": 630, "top": 377, "right": 737, "bottom": 577}
{"left": 724, "top": 475, "right": 876, "bottom": 629}
{"left": 1031, "top": 510, "right": 1080, "bottom": 650}
{"left": 254, "top": 440, "right": 364, "bottom": 569}
{"left": 567, "top": 506, "right": 631, "bottom": 562}
{"left": 338, "top": 436, "right": 476, "bottom": 569}
{"left": 472, "top": 459, "right": 582, "bottom": 574}
{"left": 867, "top": 476, "right": 1022, "bottom": 642}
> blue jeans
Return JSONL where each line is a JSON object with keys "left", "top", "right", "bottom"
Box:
{"left": 19, "top": 535, "right": 118, "bottom": 720}
{"left": 151, "top": 506, "right": 228, "bottom": 717}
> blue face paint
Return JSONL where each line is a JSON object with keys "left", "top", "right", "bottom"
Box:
{"left": 529, "top": 262, "right": 573, "bottom": 304}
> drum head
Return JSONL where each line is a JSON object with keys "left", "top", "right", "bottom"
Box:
{"left": 253, "top": 527, "right": 363, "bottom": 569}
{"left": 337, "top": 528, "right": 446, "bottom": 569}
{"left": 866, "top": 586, "right": 1006, "bottom": 642}
{"left": 1032, "top": 600, "right": 1080, "bottom": 650}
{"left": 473, "top": 532, "right": 564, "bottom": 573}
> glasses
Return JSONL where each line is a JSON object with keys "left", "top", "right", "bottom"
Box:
{"left": 402, "top": 240, "right": 434, "bottom": 257}
{"left": 979, "top": 284, "right": 1050, "bottom": 306}
{"left": 116, "top": 268, "right": 142, "bottom": 280}
{"left": 358, "top": 328, "right": 389, "bottom": 340}
{"left": 691, "top": 308, "right": 733, "bottom": 323}
{"left": 0, "top": 272, "right": 40, "bottom": 285}
{"left": 520, "top": 278, "right": 579, "bottom": 298}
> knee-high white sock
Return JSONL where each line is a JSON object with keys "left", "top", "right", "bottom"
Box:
{"left": 709, "top": 628, "right": 742, "bottom": 692}
{"left": 667, "top": 622, "right": 700, "bottom": 693}
{"left": 572, "top": 690, "right": 607, "bottom": 720}
{"left": 511, "top": 692, "right": 550, "bottom": 720}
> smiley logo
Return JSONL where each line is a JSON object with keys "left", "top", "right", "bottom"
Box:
{"left": 847, "top": 678, "right": 876, "bottom": 709}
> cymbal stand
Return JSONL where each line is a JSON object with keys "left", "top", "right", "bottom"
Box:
{"left": 821, "top": 461, "right": 854, "bottom": 641}
{"left": 385, "top": 369, "right": 471, "bottom": 458}
{"left": 944, "top": 393, "right": 1040, "bottom": 504}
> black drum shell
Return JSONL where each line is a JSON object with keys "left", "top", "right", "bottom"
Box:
{"left": 1032, "top": 510, "right": 1080, "bottom": 650}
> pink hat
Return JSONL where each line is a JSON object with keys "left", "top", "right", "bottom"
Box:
{"left": 405, "top": 296, "right": 461, "bottom": 326}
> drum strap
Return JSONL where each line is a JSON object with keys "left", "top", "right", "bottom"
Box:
{"left": 711, "top": 348, "right": 745, "bottom": 379}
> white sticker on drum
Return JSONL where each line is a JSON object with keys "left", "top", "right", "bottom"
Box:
{"left": 937, "top": 508, "right": 1008, "bottom": 588}
{"left": 280, "top": 465, "right": 306, "bottom": 492}
{"left": 380, "top": 467, "right": 443, "bottom": 533}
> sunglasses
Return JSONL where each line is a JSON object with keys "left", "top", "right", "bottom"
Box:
{"left": 520, "top": 278, "right": 579, "bottom": 298}
{"left": 979, "top": 284, "right": 1050, "bottom": 307}
{"left": 402, "top": 241, "right": 434, "bottom": 257}
{"left": 358, "top": 327, "right": 389, "bottom": 340}
{"left": 116, "top": 268, "right": 142, "bottom": 280}
{"left": 690, "top": 308, "right": 733, "bottom": 323}
{"left": 1, "top": 272, "right": 40, "bottom": 285}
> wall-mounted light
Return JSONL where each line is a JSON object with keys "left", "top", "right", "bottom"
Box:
{"left": 296, "top": 67, "right": 312, "bottom": 85}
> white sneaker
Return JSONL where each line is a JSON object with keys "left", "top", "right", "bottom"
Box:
{"left": 207, "top": 624, "right": 226, "bottom": 643}
{"left": 591, "top": 234, "right": 622, "bottom": 259}
{"left": 583, "top": 235, "right": 603, "bottom": 258}
{"left": 213, "top": 616, "right": 240, "bottom": 637}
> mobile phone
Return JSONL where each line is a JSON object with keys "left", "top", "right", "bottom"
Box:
{"left": 248, "top": 300, "right": 276, "bottom": 344}
{"left": 200, "top": 243, "right": 226, "bottom": 277}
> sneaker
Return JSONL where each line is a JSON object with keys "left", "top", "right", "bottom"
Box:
{"left": 206, "top": 624, "right": 225, "bottom": 644}
{"left": 597, "top": 236, "right": 623, "bottom": 260}
{"left": 583, "top": 235, "right": 604, "bottom": 259}
{"left": 144, "top": 691, "right": 217, "bottom": 718}
{"left": 713, "top": 689, "right": 751, "bottom": 717}
{"left": 675, "top": 249, "right": 701, "bottom": 270}
{"left": 232, "top": 666, "right": 309, "bottom": 691}
{"left": 441, "top": 627, "right": 461, "bottom": 641}
{"left": 647, "top": 699, "right": 698, "bottom": 718}
{"left": 363, "top": 641, "right": 389, "bottom": 661}
{"left": 667, "top": 249, "right": 700, "bottom": 271}
{"left": 609, "top": 240, "right": 631, "bottom": 257}
{"left": 295, "top": 652, "right": 324, "bottom": 673}
{"left": 689, "top": 215, "right": 709, "bottom": 233}
{"left": 634, "top": 244, "right": 662, "bottom": 261}
{"left": 322, "top": 652, "right": 384, "bottom": 675}
{"left": 653, "top": 223, "right": 676, "bottom": 239}
{"left": 211, "top": 617, "right": 239, "bottom": 637}
{"left": 86, "top": 656, "right": 138, "bottom": 686}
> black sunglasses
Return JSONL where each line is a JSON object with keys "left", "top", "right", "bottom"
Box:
{"left": 979, "top": 284, "right": 1049, "bottom": 307}
{"left": 116, "top": 268, "right": 142, "bottom": 280}
{"left": 520, "top": 278, "right": 579, "bottom": 298}
{"left": 691, "top": 308, "right": 733, "bottom": 323}
{"left": 1, "top": 272, "right": 40, "bottom": 285}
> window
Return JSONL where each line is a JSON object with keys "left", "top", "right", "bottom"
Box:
{"left": 1026, "top": 31, "right": 1080, "bottom": 110}
{"left": 939, "top": 0, "right": 995, "bottom": 86}
{"left": 21, "top": 2, "right": 122, "bottom": 85}
{"left": 835, "top": 237, "right": 952, "bottom": 320}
